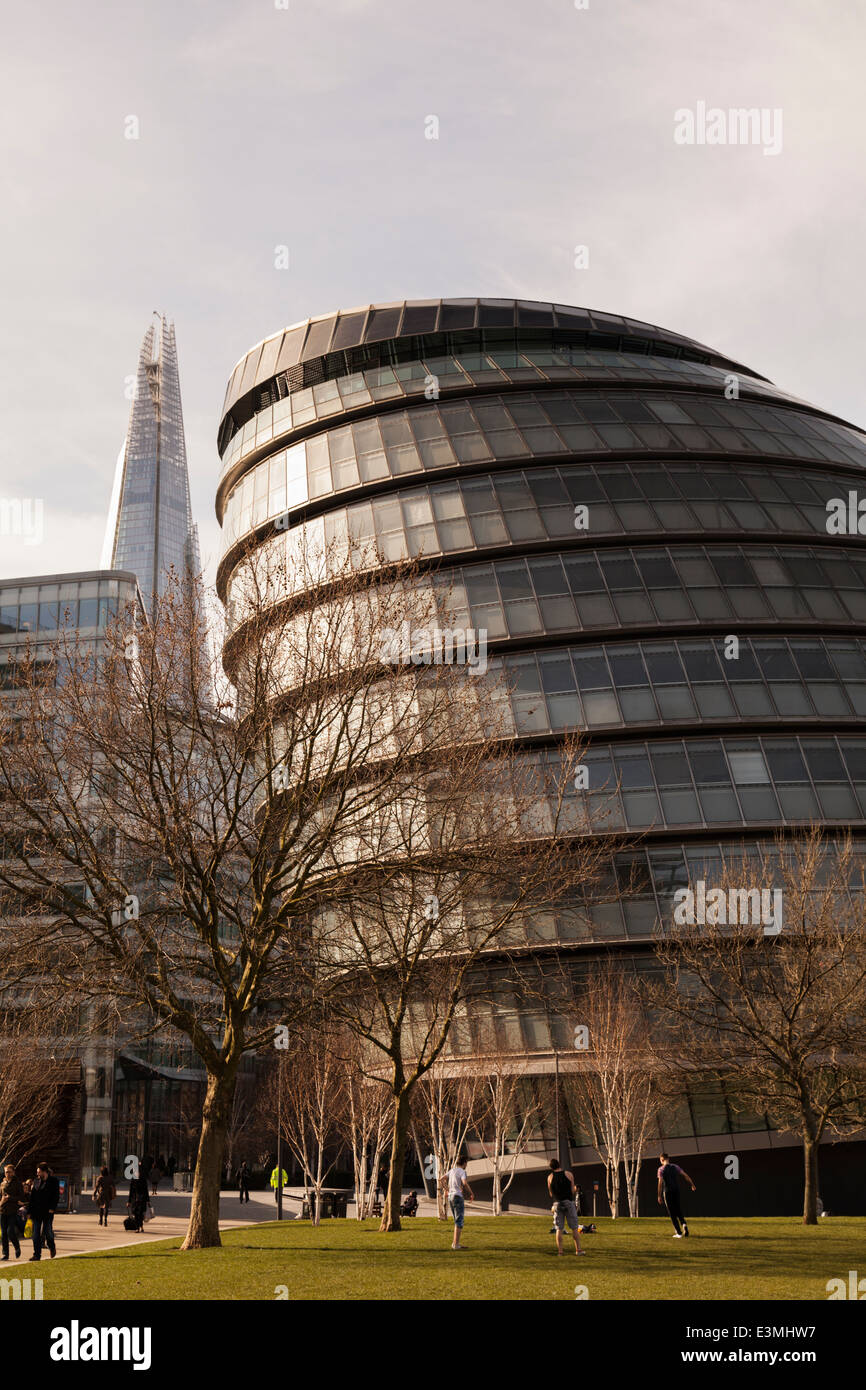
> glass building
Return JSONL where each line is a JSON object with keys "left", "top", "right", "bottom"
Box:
{"left": 104, "top": 314, "right": 202, "bottom": 619}
{"left": 0, "top": 569, "right": 145, "bottom": 1184}
{"left": 0, "top": 567, "right": 210, "bottom": 1182}
{"left": 215, "top": 300, "right": 866, "bottom": 1211}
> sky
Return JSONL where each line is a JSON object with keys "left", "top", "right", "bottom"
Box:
{"left": 1, "top": 0, "right": 864, "bottom": 585}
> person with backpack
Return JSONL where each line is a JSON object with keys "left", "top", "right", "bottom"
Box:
{"left": 0, "top": 1164, "right": 26, "bottom": 1262}
{"left": 94, "top": 1166, "right": 117, "bottom": 1227}
{"left": 657, "top": 1153, "right": 696, "bottom": 1238}
{"left": 28, "top": 1163, "right": 59, "bottom": 1260}
{"left": 127, "top": 1173, "right": 150, "bottom": 1232}
{"left": 547, "top": 1158, "right": 585, "bottom": 1256}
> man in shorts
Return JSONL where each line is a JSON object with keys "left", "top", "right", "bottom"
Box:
{"left": 657, "top": 1153, "right": 696, "bottom": 1237}
{"left": 446, "top": 1154, "right": 475, "bottom": 1249}
{"left": 547, "top": 1159, "right": 584, "bottom": 1256}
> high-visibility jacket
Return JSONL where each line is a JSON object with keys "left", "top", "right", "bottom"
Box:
{"left": 270, "top": 1168, "right": 288, "bottom": 1189}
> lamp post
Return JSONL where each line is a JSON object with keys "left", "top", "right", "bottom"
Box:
{"left": 276, "top": 1054, "right": 283, "bottom": 1222}
{"left": 553, "top": 1041, "right": 571, "bottom": 1173}
{"left": 554, "top": 1048, "right": 560, "bottom": 1157}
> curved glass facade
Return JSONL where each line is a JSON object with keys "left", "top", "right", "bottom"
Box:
{"left": 218, "top": 386, "right": 866, "bottom": 536}
{"left": 218, "top": 299, "right": 866, "bottom": 1154}
{"left": 224, "top": 461, "right": 866, "bottom": 560}
{"left": 217, "top": 351, "right": 808, "bottom": 476}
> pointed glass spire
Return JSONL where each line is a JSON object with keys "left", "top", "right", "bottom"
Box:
{"left": 105, "top": 314, "right": 200, "bottom": 618}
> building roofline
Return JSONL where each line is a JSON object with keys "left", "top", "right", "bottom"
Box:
{"left": 0, "top": 568, "right": 141, "bottom": 589}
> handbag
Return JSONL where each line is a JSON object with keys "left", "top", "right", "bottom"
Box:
{"left": 23, "top": 1218, "right": 33, "bottom": 1239}
{"left": 123, "top": 1216, "right": 137, "bottom": 1231}
{"left": 143, "top": 1205, "right": 155, "bottom": 1223}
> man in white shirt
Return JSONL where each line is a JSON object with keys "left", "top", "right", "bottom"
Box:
{"left": 446, "top": 1154, "right": 475, "bottom": 1250}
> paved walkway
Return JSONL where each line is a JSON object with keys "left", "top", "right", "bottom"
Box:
{"left": 22, "top": 1187, "right": 493, "bottom": 1259}
{"left": 33, "top": 1190, "right": 279, "bottom": 1260}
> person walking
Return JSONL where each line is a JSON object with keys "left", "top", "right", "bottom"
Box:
{"left": 547, "top": 1158, "right": 585, "bottom": 1256}
{"left": 657, "top": 1153, "right": 696, "bottom": 1238}
{"left": 127, "top": 1173, "right": 150, "bottom": 1232}
{"left": 149, "top": 1162, "right": 163, "bottom": 1198}
{"left": 446, "top": 1153, "right": 474, "bottom": 1250}
{"left": 94, "top": 1166, "right": 116, "bottom": 1227}
{"left": 269, "top": 1165, "right": 287, "bottom": 1205}
{"left": 0, "top": 1164, "right": 26, "bottom": 1262}
{"left": 28, "top": 1163, "right": 59, "bottom": 1260}
{"left": 237, "top": 1161, "right": 251, "bottom": 1204}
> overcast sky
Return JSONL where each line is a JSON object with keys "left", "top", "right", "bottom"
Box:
{"left": 1, "top": 0, "right": 863, "bottom": 584}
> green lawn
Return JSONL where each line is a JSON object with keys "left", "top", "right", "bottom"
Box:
{"left": 26, "top": 1216, "right": 865, "bottom": 1301}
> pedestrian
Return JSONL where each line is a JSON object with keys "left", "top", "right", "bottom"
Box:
{"left": 28, "top": 1163, "right": 59, "bottom": 1261}
{"left": 547, "top": 1159, "right": 585, "bottom": 1256}
{"left": 149, "top": 1162, "right": 163, "bottom": 1197}
{"left": 127, "top": 1173, "right": 150, "bottom": 1232}
{"left": 94, "top": 1166, "right": 116, "bottom": 1227}
{"left": 657, "top": 1153, "right": 696, "bottom": 1238}
{"left": 237, "top": 1161, "right": 251, "bottom": 1204}
{"left": 269, "top": 1165, "right": 287, "bottom": 1204}
{"left": 0, "top": 1163, "right": 25, "bottom": 1262}
{"left": 446, "top": 1152, "right": 475, "bottom": 1250}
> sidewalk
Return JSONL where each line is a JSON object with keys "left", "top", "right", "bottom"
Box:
{"left": 42, "top": 1189, "right": 280, "bottom": 1259}
{"left": 30, "top": 1187, "right": 489, "bottom": 1259}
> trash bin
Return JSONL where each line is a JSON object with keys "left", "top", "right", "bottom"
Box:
{"left": 312, "top": 1192, "right": 334, "bottom": 1220}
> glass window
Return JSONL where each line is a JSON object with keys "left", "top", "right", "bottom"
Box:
{"left": 729, "top": 750, "right": 770, "bottom": 784}
{"left": 765, "top": 746, "right": 807, "bottom": 782}
{"left": 38, "top": 601, "right": 59, "bottom": 630}
{"left": 803, "top": 744, "right": 846, "bottom": 782}
{"left": 651, "top": 747, "right": 691, "bottom": 786}
{"left": 648, "top": 400, "right": 691, "bottom": 423}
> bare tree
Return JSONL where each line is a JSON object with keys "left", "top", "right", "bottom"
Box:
{"left": 474, "top": 1045, "right": 543, "bottom": 1216}
{"left": 343, "top": 1040, "right": 391, "bottom": 1220}
{"left": 415, "top": 1069, "right": 490, "bottom": 1219}
{"left": 0, "top": 1008, "right": 72, "bottom": 1166}
{"left": 223, "top": 1073, "right": 267, "bottom": 1186}
{"left": 644, "top": 831, "right": 866, "bottom": 1224}
{"left": 0, "top": 542, "right": 510, "bottom": 1249}
{"left": 561, "top": 964, "right": 659, "bottom": 1217}
{"left": 267, "top": 1021, "right": 346, "bottom": 1225}
{"left": 311, "top": 713, "right": 613, "bottom": 1231}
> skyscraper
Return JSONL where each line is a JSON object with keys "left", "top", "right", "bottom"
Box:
{"left": 103, "top": 314, "right": 201, "bottom": 618}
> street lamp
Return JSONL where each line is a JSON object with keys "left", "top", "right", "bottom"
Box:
{"left": 276, "top": 1052, "right": 283, "bottom": 1222}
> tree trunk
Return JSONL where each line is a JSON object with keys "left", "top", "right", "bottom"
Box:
{"left": 411, "top": 1119, "right": 433, "bottom": 1201}
{"left": 492, "top": 1161, "right": 501, "bottom": 1217}
{"left": 181, "top": 1067, "right": 237, "bottom": 1250}
{"left": 380, "top": 1090, "right": 411, "bottom": 1232}
{"left": 802, "top": 1134, "right": 819, "bottom": 1225}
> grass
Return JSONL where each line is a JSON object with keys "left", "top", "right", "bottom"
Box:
{"left": 21, "top": 1215, "right": 866, "bottom": 1301}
